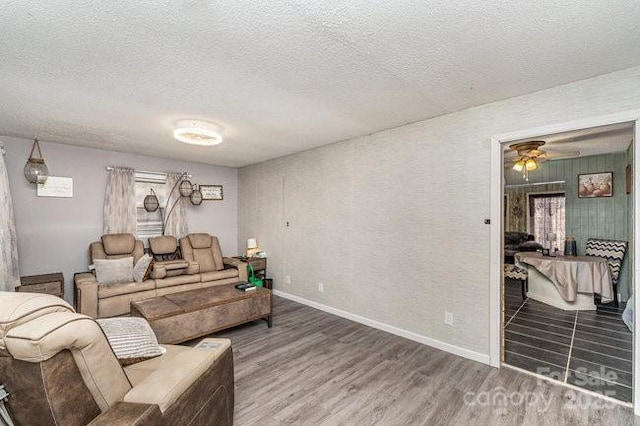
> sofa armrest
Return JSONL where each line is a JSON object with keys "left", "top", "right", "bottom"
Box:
{"left": 123, "top": 345, "right": 229, "bottom": 413}
{"left": 150, "top": 264, "right": 166, "bottom": 280}
{"left": 186, "top": 261, "right": 200, "bottom": 275}
{"left": 74, "top": 272, "right": 98, "bottom": 318}
{"left": 223, "top": 257, "right": 247, "bottom": 281}
{"left": 87, "top": 401, "right": 162, "bottom": 426}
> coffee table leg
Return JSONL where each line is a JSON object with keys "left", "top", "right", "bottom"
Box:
{"left": 267, "top": 315, "right": 272, "bottom": 328}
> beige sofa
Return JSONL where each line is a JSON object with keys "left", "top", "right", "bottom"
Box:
{"left": 75, "top": 233, "right": 247, "bottom": 318}
{"left": 0, "top": 292, "right": 234, "bottom": 425}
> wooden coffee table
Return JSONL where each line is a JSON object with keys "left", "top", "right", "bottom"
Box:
{"left": 131, "top": 284, "right": 272, "bottom": 344}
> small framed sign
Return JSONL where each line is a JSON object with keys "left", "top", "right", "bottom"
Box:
{"left": 200, "top": 185, "right": 223, "bottom": 200}
{"left": 37, "top": 176, "right": 73, "bottom": 198}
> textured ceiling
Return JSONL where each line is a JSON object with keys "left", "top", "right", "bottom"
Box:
{"left": 2, "top": 1, "right": 640, "bottom": 167}
{"left": 505, "top": 122, "right": 634, "bottom": 163}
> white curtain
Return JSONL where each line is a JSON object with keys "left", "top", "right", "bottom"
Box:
{"left": 0, "top": 143, "right": 20, "bottom": 291}
{"left": 529, "top": 194, "right": 566, "bottom": 253}
{"left": 103, "top": 167, "right": 136, "bottom": 235}
{"left": 164, "top": 172, "right": 189, "bottom": 238}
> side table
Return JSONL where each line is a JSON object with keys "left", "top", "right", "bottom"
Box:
{"left": 17, "top": 272, "right": 64, "bottom": 299}
{"left": 233, "top": 256, "right": 271, "bottom": 289}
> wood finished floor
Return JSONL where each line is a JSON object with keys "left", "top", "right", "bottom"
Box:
{"left": 186, "top": 296, "right": 634, "bottom": 425}
{"left": 504, "top": 278, "right": 633, "bottom": 403}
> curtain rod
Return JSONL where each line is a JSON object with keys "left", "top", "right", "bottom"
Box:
{"left": 505, "top": 180, "right": 565, "bottom": 189}
{"left": 105, "top": 166, "right": 192, "bottom": 178}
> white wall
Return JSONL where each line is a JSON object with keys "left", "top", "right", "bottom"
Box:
{"left": 3, "top": 137, "right": 237, "bottom": 302}
{"left": 239, "top": 66, "right": 640, "bottom": 359}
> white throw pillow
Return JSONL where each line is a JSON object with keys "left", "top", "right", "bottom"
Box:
{"left": 133, "top": 254, "right": 153, "bottom": 283}
{"left": 94, "top": 257, "right": 134, "bottom": 285}
{"left": 97, "top": 317, "right": 166, "bottom": 366}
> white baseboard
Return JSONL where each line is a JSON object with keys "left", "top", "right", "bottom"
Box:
{"left": 273, "top": 289, "right": 491, "bottom": 366}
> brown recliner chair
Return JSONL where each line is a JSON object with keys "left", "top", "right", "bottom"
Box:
{"left": 0, "top": 292, "right": 234, "bottom": 425}
{"left": 180, "top": 233, "right": 248, "bottom": 283}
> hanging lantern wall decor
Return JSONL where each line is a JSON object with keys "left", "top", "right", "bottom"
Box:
{"left": 24, "top": 137, "right": 49, "bottom": 184}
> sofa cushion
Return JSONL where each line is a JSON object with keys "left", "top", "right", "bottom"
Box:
{"left": 98, "top": 290, "right": 158, "bottom": 318}
{"left": 102, "top": 234, "right": 136, "bottom": 256}
{"left": 519, "top": 241, "right": 543, "bottom": 251}
{"left": 156, "top": 282, "right": 202, "bottom": 297}
{"left": 200, "top": 269, "right": 238, "bottom": 283}
{"left": 133, "top": 255, "right": 154, "bottom": 283}
{"left": 96, "top": 317, "right": 166, "bottom": 367}
{"left": 98, "top": 280, "right": 156, "bottom": 299}
{"left": 154, "top": 274, "right": 201, "bottom": 289}
{"left": 187, "top": 233, "right": 212, "bottom": 249}
{"left": 95, "top": 257, "right": 134, "bottom": 285}
{"left": 149, "top": 236, "right": 178, "bottom": 256}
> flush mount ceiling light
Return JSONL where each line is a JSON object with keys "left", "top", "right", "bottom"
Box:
{"left": 173, "top": 121, "right": 223, "bottom": 146}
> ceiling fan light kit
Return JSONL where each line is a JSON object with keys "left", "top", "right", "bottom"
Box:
{"left": 509, "top": 141, "right": 546, "bottom": 181}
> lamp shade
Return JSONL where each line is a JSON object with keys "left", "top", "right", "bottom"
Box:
{"left": 179, "top": 178, "right": 194, "bottom": 197}
{"left": 525, "top": 158, "right": 538, "bottom": 171}
{"left": 512, "top": 160, "right": 525, "bottom": 173}
{"left": 190, "top": 187, "right": 203, "bottom": 205}
{"left": 247, "top": 238, "right": 258, "bottom": 249}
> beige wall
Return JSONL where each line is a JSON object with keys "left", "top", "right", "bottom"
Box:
{"left": 3, "top": 137, "right": 237, "bottom": 302}
{"left": 239, "top": 66, "right": 640, "bottom": 357}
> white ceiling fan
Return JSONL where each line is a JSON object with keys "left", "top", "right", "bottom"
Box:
{"left": 504, "top": 140, "right": 579, "bottom": 180}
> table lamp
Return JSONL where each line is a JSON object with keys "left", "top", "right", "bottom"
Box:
{"left": 247, "top": 238, "right": 259, "bottom": 258}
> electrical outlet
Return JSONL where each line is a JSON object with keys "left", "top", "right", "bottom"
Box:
{"left": 285, "top": 275, "right": 291, "bottom": 284}
{"left": 444, "top": 311, "right": 453, "bottom": 325}
{"left": 318, "top": 283, "right": 324, "bottom": 292}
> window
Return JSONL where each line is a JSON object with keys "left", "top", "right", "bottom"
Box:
{"left": 528, "top": 192, "right": 565, "bottom": 254}
{"left": 134, "top": 171, "right": 167, "bottom": 241}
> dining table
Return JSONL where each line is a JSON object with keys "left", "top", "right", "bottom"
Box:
{"left": 515, "top": 252, "right": 613, "bottom": 310}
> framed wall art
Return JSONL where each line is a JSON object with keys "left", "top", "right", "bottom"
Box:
{"left": 200, "top": 185, "right": 223, "bottom": 200}
{"left": 578, "top": 172, "right": 613, "bottom": 198}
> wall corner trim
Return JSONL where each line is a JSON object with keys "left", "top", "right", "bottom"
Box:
{"left": 273, "top": 289, "right": 491, "bottom": 366}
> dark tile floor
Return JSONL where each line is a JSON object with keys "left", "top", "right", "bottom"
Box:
{"left": 504, "top": 278, "right": 633, "bottom": 403}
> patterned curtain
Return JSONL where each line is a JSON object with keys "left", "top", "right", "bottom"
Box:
{"left": 0, "top": 143, "right": 20, "bottom": 291}
{"left": 103, "top": 167, "right": 136, "bottom": 234}
{"left": 164, "top": 172, "right": 189, "bottom": 238}
{"left": 530, "top": 194, "right": 566, "bottom": 253}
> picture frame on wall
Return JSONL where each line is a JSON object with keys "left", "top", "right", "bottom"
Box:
{"left": 578, "top": 172, "right": 613, "bottom": 198}
{"left": 200, "top": 185, "right": 224, "bottom": 200}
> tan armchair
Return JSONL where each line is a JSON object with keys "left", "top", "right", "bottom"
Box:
{"left": 0, "top": 292, "right": 234, "bottom": 425}
{"left": 180, "top": 233, "right": 248, "bottom": 283}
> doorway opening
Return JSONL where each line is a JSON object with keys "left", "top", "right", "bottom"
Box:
{"left": 490, "top": 114, "right": 640, "bottom": 410}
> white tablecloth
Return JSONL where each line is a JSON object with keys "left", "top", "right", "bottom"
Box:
{"left": 515, "top": 252, "right": 614, "bottom": 302}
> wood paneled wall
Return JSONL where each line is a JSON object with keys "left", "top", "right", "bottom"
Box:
{"left": 505, "top": 152, "right": 632, "bottom": 300}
